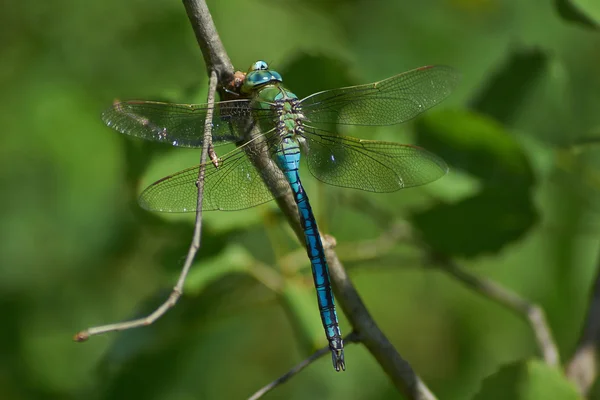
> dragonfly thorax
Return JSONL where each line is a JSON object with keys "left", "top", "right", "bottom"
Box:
{"left": 251, "top": 83, "right": 306, "bottom": 140}
{"left": 258, "top": 85, "right": 306, "bottom": 138}
{"left": 242, "top": 61, "right": 306, "bottom": 139}
{"left": 274, "top": 97, "right": 306, "bottom": 139}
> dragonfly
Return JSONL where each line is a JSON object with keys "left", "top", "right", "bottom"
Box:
{"left": 102, "top": 60, "right": 459, "bottom": 371}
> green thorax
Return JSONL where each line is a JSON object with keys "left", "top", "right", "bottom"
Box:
{"left": 241, "top": 61, "right": 303, "bottom": 138}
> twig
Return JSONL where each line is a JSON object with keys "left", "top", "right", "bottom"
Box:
{"left": 248, "top": 332, "right": 360, "bottom": 400}
{"left": 73, "top": 0, "right": 223, "bottom": 342}
{"left": 182, "top": 0, "right": 234, "bottom": 85}
{"left": 324, "top": 238, "right": 438, "bottom": 400}
{"left": 343, "top": 196, "right": 560, "bottom": 368}
{"left": 74, "top": 71, "right": 219, "bottom": 341}
{"left": 433, "top": 255, "right": 560, "bottom": 367}
{"left": 566, "top": 246, "right": 600, "bottom": 395}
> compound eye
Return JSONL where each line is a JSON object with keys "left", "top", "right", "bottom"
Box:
{"left": 253, "top": 60, "right": 268, "bottom": 71}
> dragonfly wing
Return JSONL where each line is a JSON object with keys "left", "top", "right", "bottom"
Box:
{"left": 303, "top": 127, "right": 448, "bottom": 192}
{"left": 139, "top": 144, "right": 290, "bottom": 212}
{"left": 300, "top": 65, "right": 460, "bottom": 126}
{"left": 102, "top": 99, "right": 272, "bottom": 148}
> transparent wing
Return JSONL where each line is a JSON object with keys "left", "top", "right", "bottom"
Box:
{"left": 139, "top": 142, "right": 290, "bottom": 212}
{"left": 303, "top": 126, "right": 448, "bottom": 192}
{"left": 300, "top": 65, "right": 460, "bottom": 126}
{"left": 102, "top": 99, "right": 274, "bottom": 148}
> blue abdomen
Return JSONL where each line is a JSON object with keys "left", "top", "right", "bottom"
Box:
{"left": 275, "top": 137, "right": 345, "bottom": 371}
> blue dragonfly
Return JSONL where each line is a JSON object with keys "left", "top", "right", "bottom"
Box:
{"left": 102, "top": 61, "right": 459, "bottom": 371}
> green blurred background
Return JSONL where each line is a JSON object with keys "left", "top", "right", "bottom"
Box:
{"left": 2, "top": 0, "right": 600, "bottom": 399}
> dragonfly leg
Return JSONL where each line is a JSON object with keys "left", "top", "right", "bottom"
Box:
{"left": 223, "top": 70, "right": 246, "bottom": 97}
{"left": 208, "top": 144, "right": 220, "bottom": 168}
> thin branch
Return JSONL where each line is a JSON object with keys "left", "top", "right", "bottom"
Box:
{"left": 248, "top": 332, "right": 360, "bottom": 400}
{"left": 433, "top": 255, "right": 560, "bottom": 367}
{"left": 324, "top": 238, "right": 438, "bottom": 400}
{"left": 74, "top": 0, "right": 226, "bottom": 341}
{"left": 343, "top": 196, "right": 560, "bottom": 368}
{"left": 73, "top": 71, "right": 219, "bottom": 341}
{"left": 566, "top": 245, "right": 600, "bottom": 395}
{"left": 182, "top": 0, "right": 234, "bottom": 84}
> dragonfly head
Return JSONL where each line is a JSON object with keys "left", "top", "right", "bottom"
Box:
{"left": 241, "top": 60, "right": 283, "bottom": 95}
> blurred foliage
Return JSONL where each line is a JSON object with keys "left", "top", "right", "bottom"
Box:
{"left": 1, "top": 0, "right": 600, "bottom": 399}
{"left": 556, "top": 0, "right": 600, "bottom": 29}
{"left": 414, "top": 109, "right": 537, "bottom": 256}
{"left": 473, "top": 360, "right": 581, "bottom": 400}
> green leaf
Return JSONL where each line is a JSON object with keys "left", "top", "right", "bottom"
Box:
{"left": 280, "top": 278, "right": 329, "bottom": 355}
{"left": 472, "top": 49, "right": 548, "bottom": 124}
{"left": 413, "top": 109, "right": 537, "bottom": 257}
{"left": 280, "top": 53, "right": 356, "bottom": 99}
{"left": 473, "top": 360, "right": 583, "bottom": 400}
{"left": 416, "top": 109, "right": 535, "bottom": 189}
{"left": 413, "top": 188, "right": 537, "bottom": 257}
{"left": 571, "top": 0, "right": 600, "bottom": 25}
{"left": 555, "top": 0, "right": 599, "bottom": 29}
{"left": 184, "top": 244, "right": 253, "bottom": 295}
